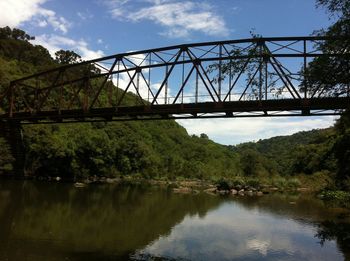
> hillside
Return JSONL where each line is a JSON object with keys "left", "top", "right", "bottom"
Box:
{"left": 0, "top": 27, "right": 241, "bottom": 180}
{"left": 231, "top": 128, "right": 337, "bottom": 175}
{"left": 231, "top": 118, "right": 350, "bottom": 190}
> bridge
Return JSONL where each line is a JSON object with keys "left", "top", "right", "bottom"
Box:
{"left": 0, "top": 36, "right": 349, "bottom": 174}
{"left": 0, "top": 36, "right": 349, "bottom": 124}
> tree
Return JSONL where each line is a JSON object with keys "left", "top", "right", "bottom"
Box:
{"left": 333, "top": 111, "right": 350, "bottom": 189}
{"left": 316, "top": 0, "right": 350, "bottom": 17}
{"left": 0, "top": 26, "right": 34, "bottom": 41}
{"left": 303, "top": 0, "right": 350, "bottom": 96}
{"left": 200, "top": 133, "right": 209, "bottom": 139}
{"left": 55, "top": 50, "right": 82, "bottom": 64}
{"left": 310, "top": 0, "right": 350, "bottom": 190}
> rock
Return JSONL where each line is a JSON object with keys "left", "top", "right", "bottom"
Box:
{"left": 270, "top": 187, "right": 279, "bottom": 191}
{"left": 256, "top": 191, "right": 263, "bottom": 196}
{"left": 173, "top": 187, "right": 192, "bottom": 194}
{"left": 106, "top": 178, "right": 119, "bottom": 183}
{"left": 74, "top": 182, "right": 87, "bottom": 188}
{"left": 297, "top": 187, "right": 309, "bottom": 192}
{"left": 238, "top": 189, "right": 245, "bottom": 196}
{"left": 231, "top": 189, "right": 238, "bottom": 195}
{"left": 246, "top": 190, "right": 254, "bottom": 196}
{"left": 204, "top": 188, "right": 217, "bottom": 194}
{"left": 55, "top": 177, "right": 61, "bottom": 181}
{"left": 217, "top": 190, "right": 229, "bottom": 195}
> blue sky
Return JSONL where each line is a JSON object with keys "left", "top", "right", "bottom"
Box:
{"left": 0, "top": 0, "right": 338, "bottom": 144}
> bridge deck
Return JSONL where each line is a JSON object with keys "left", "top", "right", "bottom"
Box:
{"left": 1, "top": 97, "right": 347, "bottom": 124}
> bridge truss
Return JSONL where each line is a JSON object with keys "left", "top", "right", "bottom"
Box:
{"left": 0, "top": 36, "right": 349, "bottom": 123}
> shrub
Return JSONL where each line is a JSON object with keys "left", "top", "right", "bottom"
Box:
{"left": 216, "top": 179, "right": 232, "bottom": 191}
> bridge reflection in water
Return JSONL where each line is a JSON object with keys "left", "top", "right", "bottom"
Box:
{"left": 0, "top": 36, "right": 349, "bottom": 124}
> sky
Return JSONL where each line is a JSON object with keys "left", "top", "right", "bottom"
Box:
{"left": 0, "top": 0, "right": 338, "bottom": 145}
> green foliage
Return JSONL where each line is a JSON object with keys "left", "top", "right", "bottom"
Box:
{"left": 0, "top": 137, "right": 14, "bottom": 172}
{"left": 320, "top": 190, "right": 350, "bottom": 201}
{"left": 20, "top": 120, "right": 241, "bottom": 180}
{"left": 303, "top": 0, "right": 350, "bottom": 97}
{"left": 216, "top": 179, "right": 232, "bottom": 191}
{"left": 0, "top": 27, "right": 53, "bottom": 69}
{"left": 55, "top": 50, "right": 82, "bottom": 64}
{"left": 0, "top": 26, "right": 34, "bottom": 41}
{"left": 316, "top": 0, "right": 350, "bottom": 17}
{"left": 333, "top": 111, "right": 350, "bottom": 189}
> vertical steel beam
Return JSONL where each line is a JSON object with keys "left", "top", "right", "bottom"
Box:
{"left": 9, "top": 83, "right": 15, "bottom": 118}
{"left": 195, "top": 67, "right": 199, "bottom": 103}
{"left": 165, "top": 65, "right": 168, "bottom": 104}
{"left": 265, "top": 59, "right": 268, "bottom": 100}
{"left": 182, "top": 51, "right": 185, "bottom": 104}
{"left": 148, "top": 53, "right": 151, "bottom": 103}
{"left": 259, "top": 42, "right": 263, "bottom": 101}
{"left": 229, "top": 57, "right": 232, "bottom": 102}
{"left": 218, "top": 44, "right": 222, "bottom": 100}
{"left": 116, "top": 60, "right": 120, "bottom": 106}
{"left": 304, "top": 40, "right": 307, "bottom": 99}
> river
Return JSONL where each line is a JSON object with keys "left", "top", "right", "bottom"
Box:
{"left": 0, "top": 180, "right": 349, "bottom": 260}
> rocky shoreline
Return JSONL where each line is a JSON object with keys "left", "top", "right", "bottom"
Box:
{"left": 1, "top": 175, "right": 308, "bottom": 196}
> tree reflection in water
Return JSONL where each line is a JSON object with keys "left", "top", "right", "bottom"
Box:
{"left": 316, "top": 220, "right": 350, "bottom": 260}
{"left": 0, "top": 180, "right": 349, "bottom": 260}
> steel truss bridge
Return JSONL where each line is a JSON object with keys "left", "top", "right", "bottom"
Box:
{"left": 0, "top": 36, "right": 349, "bottom": 124}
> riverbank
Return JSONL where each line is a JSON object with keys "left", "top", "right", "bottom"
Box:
{"left": 2, "top": 173, "right": 350, "bottom": 204}
{"left": 1, "top": 174, "right": 309, "bottom": 195}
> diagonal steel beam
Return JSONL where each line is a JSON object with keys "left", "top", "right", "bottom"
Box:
{"left": 172, "top": 65, "right": 195, "bottom": 104}
{"left": 121, "top": 60, "right": 145, "bottom": 105}
{"left": 116, "top": 71, "right": 137, "bottom": 106}
{"left": 139, "top": 71, "right": 157, "bottom": 104}
{"left": 238, "top": 61, "right": 263, "bottom": 101}
{"left": 89, "top": 58, "right": 118, "bottom": 109}
{"left": 185, "top": 49, "right": 218, "bottom": 102}
{"left": 223, "top": 56, "right": 253, "bottom": 101}
{"left": 151, "top": 50, "right": 182, "bottom": 104}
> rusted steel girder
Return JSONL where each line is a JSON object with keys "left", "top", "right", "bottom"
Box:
{"left": 0, "top": 36, "right": 348, "bottom": 123}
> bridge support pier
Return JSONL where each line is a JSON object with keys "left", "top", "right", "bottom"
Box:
{"left": 0, "top": 121, "right": 25, "bottom": 176}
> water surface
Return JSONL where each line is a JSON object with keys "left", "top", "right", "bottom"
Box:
{"left": 0, "top": 180, "right": 349, "bottom": 260}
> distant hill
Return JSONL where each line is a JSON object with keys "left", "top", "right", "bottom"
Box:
{"left": 230, "top": 128, "right": 337, "bottom": 176}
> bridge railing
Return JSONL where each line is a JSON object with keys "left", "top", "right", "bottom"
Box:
{"left": 2, "top": 36, "right": 349, "bottom": 119}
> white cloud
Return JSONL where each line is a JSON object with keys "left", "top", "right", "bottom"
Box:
{"left": 107, "top": 0, "right": 229, "bottom": 38}
{"left": 32, "top": 34, "right": 104, "bottom": 61}
{"left": 77, "top": 10, "right": 94, "bottom": 21}
{"left": 177, "top": 116, "right": 337, "bottom": 145}
{"left": 0, "top": 0, "right": 70, "bottom": 33}
{"left": 246, "top": 239, "right": 270, "bottom": 256}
